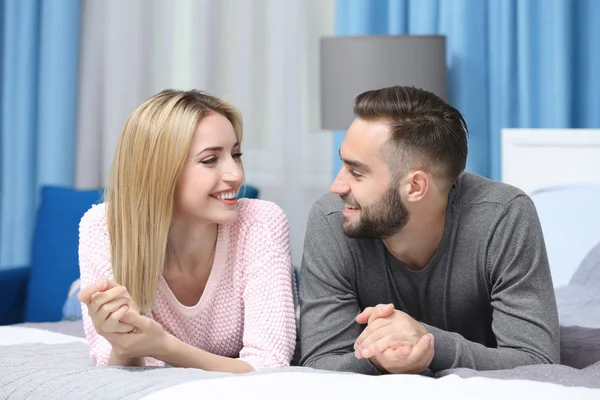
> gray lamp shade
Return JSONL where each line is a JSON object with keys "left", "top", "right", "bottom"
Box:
{"left": 320, "top": 35, "right": 447, "bottom": 130}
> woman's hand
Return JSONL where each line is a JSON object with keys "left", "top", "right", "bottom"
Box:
{"left": 104, "top": 312, "right": 170, "bottom": 360}
{"left": 78, "top": 278, "right": 137, "bottom": 335}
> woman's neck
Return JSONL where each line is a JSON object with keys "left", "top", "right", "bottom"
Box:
{"left": 166, "top": 217, "right": 218, "bottom": 276}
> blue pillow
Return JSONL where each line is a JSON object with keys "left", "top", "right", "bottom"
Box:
{"left": 238, "top": 184, "right": 259, "bottom": 199}
{"left": 62, "top": 279, "right": 82, "bottom": 320}
{"left": 24, "top": 186, "right": 103, "bottom": 322}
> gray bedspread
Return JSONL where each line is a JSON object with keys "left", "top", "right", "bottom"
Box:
{"left": 1, "top": 338, "right": 600, "bottom": 400}
{"left": 3, "top": 255, "right": 600, "bottom": 400}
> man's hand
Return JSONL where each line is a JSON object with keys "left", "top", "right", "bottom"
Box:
{"left": 356, "top": 303, "right": 395, "bottom": 325}
{"left": 370, "top": 333, "right": 435, "bottom": 374}
{"left": 354, "top": 304, "right": 434, "bottom": 374}
{"left": 355, "top": 306, "right": 428, "bottom": 358}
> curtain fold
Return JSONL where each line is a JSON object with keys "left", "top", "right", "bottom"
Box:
{"left": 335, "top": 0, "right": 600, "bottom": 180}
{"left": 75, "top": 0, "right": 335, "bottom": 266}
{"left": 0, "top": 0, "right": 80, "bottom": 268}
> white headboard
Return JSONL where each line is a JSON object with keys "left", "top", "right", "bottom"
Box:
{"left": 501, "top": 128, "right": 600, "bottom": 287}
{"left": 501, "top": 128, "right": 600, "bottom": 194}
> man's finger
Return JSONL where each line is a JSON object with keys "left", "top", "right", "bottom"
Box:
{"left": 382, "top": 344, "right": 413, "bottom": 362}
{"left": 357, "top": 304, "right": 395, "bottom": 325}
{"left": 369, "top": 303, "right": 394, "bottom": 323}
{"left": 388, "top": 340, "right": 414, "bottom": 349}
{"left": 404, "top": 334, "right": 434, "bottom": 365}
{"left": 355, "top": 307, "right": 375, "bottom": 324}
{"left": 356, "top": 325, "right": 390, "bottom": 356}
{"left": 359, "top": 334, "right": 403, "bottom": 359}
{"left": 355, "top": 317, "right": 392, "bottom": 349}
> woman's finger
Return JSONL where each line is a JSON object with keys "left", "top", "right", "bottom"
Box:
{"left": 90, "top": 286, "right": 127, "bottom": 314}
{"left": 104, "top": 305, "right": 135, "bottom": 333}
{"left": 96, "top": 296, "right": 131, "bottom": 322}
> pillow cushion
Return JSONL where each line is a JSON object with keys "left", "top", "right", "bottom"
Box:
{"left": 560, "top": 325, "right": 600, "bottom": 369}
{"left": 570, "top": 240, "right": 600, "bottom": 288}
{"left": 24, "top": 186, "right": 103, "bottom": 322}
{"left": 62, "top": 278, "right": 82, "bottom": 320}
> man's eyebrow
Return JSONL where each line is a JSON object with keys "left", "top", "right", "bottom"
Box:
{"left": 338, "top": 149, "right": 372, "bottom": 173}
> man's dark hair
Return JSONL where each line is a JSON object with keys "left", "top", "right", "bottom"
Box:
{"left": 354, "top": 86, "right": 468, "bottom": 191}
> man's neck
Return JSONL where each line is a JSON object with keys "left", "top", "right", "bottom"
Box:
{"left": 382, "top": 198, "right": 448, "bottom": 271}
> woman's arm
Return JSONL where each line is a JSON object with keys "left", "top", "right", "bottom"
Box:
{"left": 110, "top": 311, "right": 254, "bottom": 373}
{"left": 78, "top": 205, "right": 162, "bottom": 367}
{"left": 157, "top": 333, "right": 254, "bottom": 373}
{"left": 107, "top": 352, "right": 144, "bottom": 367}
{"left": 78, "top": 205, "right": 121, "bottom": 366}
{"left": 236, "top": 202, "right": 297, "bottom": 370}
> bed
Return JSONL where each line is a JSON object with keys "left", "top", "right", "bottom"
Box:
{"left": 1, "top": 315, "right": 600, "bottom": 399}
{"left": 2, "top": 129, "right": 600, "bottom": 399}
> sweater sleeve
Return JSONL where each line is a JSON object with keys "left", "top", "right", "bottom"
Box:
{"left": 237, "top": 203, "right": 297, "bottom": 370}
{"left": 78, "top": 204, "right": 117, "bottom": 367}
{"left": 297, "top": 203, "right": 381, "bottom": 375}
{"left": 426, "top": 195, "right": 560, "bottom": 371}
{"left": 78, "top": 204, "right": 164, "bottom": 367}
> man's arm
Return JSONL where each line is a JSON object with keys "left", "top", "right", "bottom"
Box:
{"left": 427, "top": 195, "right": 560, "bottom": 372}
{"left": 298, "top": 202, "right": 381, "bottom": 375}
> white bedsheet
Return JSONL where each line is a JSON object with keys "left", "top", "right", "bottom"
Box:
{"left": 142, "top": 370, "right": 600, "bottom": 400}
{"left": 0, "top": 326, "right": 86, "bottom": 345}
{"left": 1, "top": 324, "right": 598, "bottom": 400}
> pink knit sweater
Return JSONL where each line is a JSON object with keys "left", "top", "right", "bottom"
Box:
{"left": 78, "top": 199, "right": 297, "bottom": 370}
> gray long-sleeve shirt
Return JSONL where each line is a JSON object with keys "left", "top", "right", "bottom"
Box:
{"left": 298, "top": 172, "right": 560, "bottom": 374}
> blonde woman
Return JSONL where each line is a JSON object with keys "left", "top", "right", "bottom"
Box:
{"left": 77, "top": 89, "right": 297, "bottom": 373}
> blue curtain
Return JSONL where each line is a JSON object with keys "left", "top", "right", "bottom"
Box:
{"left": 0, "top": 0, "right": 81, "bottom": 268}
{"left": 333, "top": 0, "right": 600, "bottom": 181}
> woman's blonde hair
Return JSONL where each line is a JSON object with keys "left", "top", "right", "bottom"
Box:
{"left": 104, "top": 89, "right": 243, "bottom": 312}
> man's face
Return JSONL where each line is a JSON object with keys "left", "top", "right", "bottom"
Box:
{"left": 330, "top": 118, "right": 410, "bottom": 239}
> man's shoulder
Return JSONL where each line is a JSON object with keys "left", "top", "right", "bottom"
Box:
{"left": 310, "top": 193, "right": 344, "bottom": 218}
{"left": 455, "top": 172, "right": 529, "bottom": 209}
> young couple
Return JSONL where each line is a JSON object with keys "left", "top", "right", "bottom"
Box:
{"left": 79, "top": 87, "right": 560, "bottom": 375}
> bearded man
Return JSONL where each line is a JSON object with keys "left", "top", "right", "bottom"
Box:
{"left": 297, "top": 86, "right": 559, "bottom": 375}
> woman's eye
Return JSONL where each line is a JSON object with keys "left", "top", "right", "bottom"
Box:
{"left": 233, "top": 152, "right": 243, "bottom": 160}
{"left": 200, "top": 157, "right": 218, "bottom": 165}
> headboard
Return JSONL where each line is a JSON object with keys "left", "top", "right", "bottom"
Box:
{"left": 501, "top": 128, "right": 600, "bottom": 287}
{"left": 501, "top": 128, "right": 600, "bottom": 194}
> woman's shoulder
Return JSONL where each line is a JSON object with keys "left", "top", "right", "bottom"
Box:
{"left": 79, "top": 202, "right": 107, "bottom": 234}
{"left": 230, "top": 199, "right": 292, "bottom": 265}
{"left": 235, "top": 198, "right": 289, "bottom": 230}
{"left": 235, "top": 198, "right": 289, "bottom": 234}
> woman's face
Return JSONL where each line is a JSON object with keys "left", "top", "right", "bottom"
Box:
{"left": 174, "top": 112, "right": 244, "bottom": 225}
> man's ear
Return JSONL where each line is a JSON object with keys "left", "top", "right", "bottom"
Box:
{"left": 404, "top": 170, "right": 429, "bottom": 202}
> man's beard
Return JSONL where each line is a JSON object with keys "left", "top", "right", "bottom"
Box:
{"left": 342, "top": 185, "right": 410, "bottom": 239}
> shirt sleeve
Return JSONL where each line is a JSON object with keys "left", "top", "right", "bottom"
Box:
{"left": 78, "top": 205, "right": 163, "bottom": 367}
{"left": 297, "top": 204, "right": 381, "bottom": 375}
{"left": 426, "top": 195, "right": 560, "bottom": 372}
{"left": 237, "top": 203, "right": 297, "bottom": 370}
